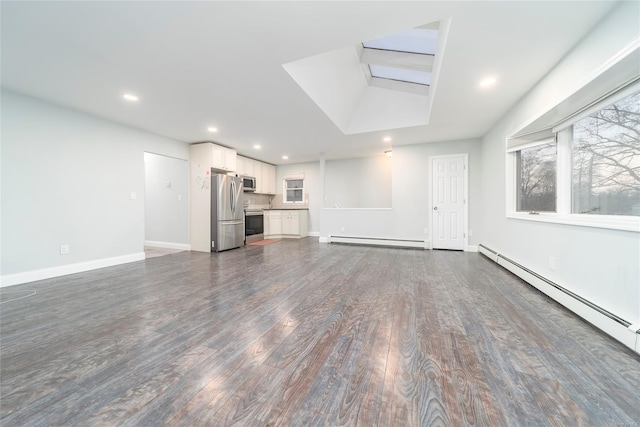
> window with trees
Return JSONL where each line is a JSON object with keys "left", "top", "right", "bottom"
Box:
{"left": 570, "top": 91, "right": 640, "bottom": 216}
{"left": 507, "top": 85, "right": 639, "bottom": 231}
{"left": 516, "top": 140, "right": 557, "bottom": 212}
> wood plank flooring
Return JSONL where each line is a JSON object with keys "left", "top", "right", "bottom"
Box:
{"left": 1, "top": 238, "right": 639, "bottom": 426}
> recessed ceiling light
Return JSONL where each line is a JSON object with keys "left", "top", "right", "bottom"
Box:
{"left": 383, "top": 137, "right": 392, "bottom": 142}
{"left": 123, "top": 93, "right": 139, "bottom": 102}
{"left": 282, "top": 155, "right": 289, "bottom": 160}
{"left": 253, "top": 144, "right": 261, "bottom": 149}
{"left": 479, "top": 77, "right": 497, "bottom": 88}
{"left": 207, "top": 127, "right": 218, "bottom": 133}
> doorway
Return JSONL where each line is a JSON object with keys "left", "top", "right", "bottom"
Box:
{"left": 430, "top": 154, "right": 467, "bottom": 251}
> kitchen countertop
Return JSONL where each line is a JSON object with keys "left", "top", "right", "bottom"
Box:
{"left": 263, "top": 207, "right": 309, "bottom": 210}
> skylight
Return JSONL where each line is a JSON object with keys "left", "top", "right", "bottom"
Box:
{"left": 363, "top": 28, "right": 438, "bottom": 55}
{"left": 369, "top": 64, "right": 431, "bottom": 86}
{"left": 360, "top": 25, "right": 438, "bottom": 93}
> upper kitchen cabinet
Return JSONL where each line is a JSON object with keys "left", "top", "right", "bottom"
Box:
{"left": 263, "top": 164, "right": 276, "bottom": 195}
{"left": 236, "top": 155, "right": 255, "bottom": 177}
{"left": 254, "top": 161, "right": 264, "bottom": 193}
{"left": 237, "top": 156, "right": 276, "bottom": 194}
{"left": 210, "top": 144, "right": 237, "bottom": 172}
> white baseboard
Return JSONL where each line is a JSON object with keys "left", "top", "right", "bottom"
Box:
{"left": 328, "top": 235, "right": 427, "bottom": 249}
{"left": 0, "top": 252, "right": 146, "bottom": 288}
{"left": 466, "top": 245, "right": 478, "bottom": 252}
{"left": 479, "top": 244, "right": 639, "bottom": 354}
{"left": 307, "top": 231, "right": 320, "bottom": 237}
{"left": 144, "top": 240, "right": 190, "bottom": 251}
{"left": 319, "top": 236, "right": 329, "bottom": 243}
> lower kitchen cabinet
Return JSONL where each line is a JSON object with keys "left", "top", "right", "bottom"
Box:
{"left": 264, "top": 209, "right": 308, "bottom": 239}
{"left": 265, "top": 210, "right": 282, "bottom": 236}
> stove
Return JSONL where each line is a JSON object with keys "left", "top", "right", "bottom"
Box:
{"left": 244, "top": 209, "right": 264, "bottom": 243}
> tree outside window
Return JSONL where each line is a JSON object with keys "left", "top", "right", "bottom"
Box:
{"left": 572, "top": 91, "right": 640, "bottom": 216}
{"left": 517, "top": 141, "right": 557, "bottom": 212}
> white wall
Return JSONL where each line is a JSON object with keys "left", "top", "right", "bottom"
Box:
{"left": 480, "top": 1, "right": 640, "bottom": 325}
{"left": 276, "top": 162, "right": 321, "bottom": 233}
{"left": 144, "top": 152, "right": 188, "bottom": 247}
{"left": 324, "top": 156, "right": 391, "bottom": 208}
{"left": 1, "top": 90, "right": 188, "bottom": 285}
{"left": 320, "top": 139, "right": 482, "bottom": 245}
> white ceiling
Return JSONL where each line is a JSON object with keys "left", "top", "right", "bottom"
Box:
{"left": 1, "top": 1, "right": 617, "bottom": 165}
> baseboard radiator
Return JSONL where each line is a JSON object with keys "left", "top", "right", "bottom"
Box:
{"left": 479, "top": 244, "right": 639, "bottom": 354}
{"left": 328, "top": 235, "right": 427, "bottom": 249}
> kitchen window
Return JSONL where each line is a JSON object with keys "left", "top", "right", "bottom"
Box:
{"left": 506, "top": 83, "right": 640, "bottom": 232}
{"left": 283, "top": 175, "right": 304, "bottom": 204}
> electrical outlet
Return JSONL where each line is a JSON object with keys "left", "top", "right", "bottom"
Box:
{"left": 549, "top": 257, "right": 556, "bottom": 271}
{"left": 178, "top": 194, "right": 182, "bottom": 201}
{"left": 130, "top": 192, "right": 137, "bottom": 200}
{"left": 60, "top": 244, "right": 70, "bottom": 255}
{"left": 340, "top": 226, "right": 345, "bottom": 232}
{"left": 468, "top": 229, "right": 473, "bottom": 236}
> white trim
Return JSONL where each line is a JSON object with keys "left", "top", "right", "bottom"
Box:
{"left": 506, "top": 41, "right": 640, "bottom": 141}
{"left": 144, "top": 240, "right": 190, "bottom": 251}
{"left": 428, "top": 153, "right": 469, "bottom": 251}
{"left": 506, "top": 136, "right": 555, "bottom": 153}
{"left": 0, "top": 252, "right": 146, "bottom": 288}
{"left": 479, "top": 245, "right": 638, "bottom": 354}
{"left": 506, "top": 211, "right": 640, "bottom": 232}
{"left": 307, "top": 231, "right": 320, "bottom": 237}
{"left": 319, "top": 236, "right": 330, "bottom": 243}
{"left": 465, "top": 245, "right": 478, "bottom": 252}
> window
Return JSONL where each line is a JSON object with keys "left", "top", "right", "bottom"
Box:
{"left": 570, "top": 91, "right": 640, "bottom": 216}
{"left": 283, "top": 175, "right": 304, "bottom": 204}
{"left": 507, "top": 85, "right": 640, "bottom": 231}
{"left": 360, "top": 25, "right": 437, "bottom": 93}
{"left": 516, "top": 140, "right": 557, "bottom": 212}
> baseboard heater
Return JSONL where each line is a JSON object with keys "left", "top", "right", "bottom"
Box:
{"left": 479, "top": 244, "right": 639, "bottom": 353}
{"left": 328, "top": 235, "right": 427, "bottom": 249}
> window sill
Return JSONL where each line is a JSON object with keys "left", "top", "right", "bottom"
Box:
{"left": 506, "top": 212, "right": 640, "bottom": 232}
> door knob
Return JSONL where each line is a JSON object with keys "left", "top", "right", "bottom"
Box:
{"left": 433, "top": 206, "right": 438, "bottom": 210}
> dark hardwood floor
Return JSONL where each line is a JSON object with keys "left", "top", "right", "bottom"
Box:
{"left": 1, "top": 238, "right": 639, "bottom": 426}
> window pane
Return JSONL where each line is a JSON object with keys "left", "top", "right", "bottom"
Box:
{"left": 363, "top": 28, "right": 438, "bottom": 55}
{"left": 517, "top": 142, "right": 557, "bottom": 212}
{"left": 572, "top": 91, "right": 640, "bottom": 216}
{"left": 369, "top": 64, "right": 431, "bottom": 86}
{"left": 286, "top": 189, "right": 303, "bottom": 202}
{"left": 286, "top": 179, "right": 304, "bottom": 189}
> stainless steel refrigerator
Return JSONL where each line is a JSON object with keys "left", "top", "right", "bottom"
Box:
{"left": 211, "top": 173, "right": 244, "bottom": 252}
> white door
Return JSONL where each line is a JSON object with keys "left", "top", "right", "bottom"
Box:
{"left": 431, "top": 155, "right": 465, "bottom": 250}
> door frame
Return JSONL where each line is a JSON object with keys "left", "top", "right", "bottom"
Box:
{"left": 428, "top": 153, "right": 469, "bottom": 251}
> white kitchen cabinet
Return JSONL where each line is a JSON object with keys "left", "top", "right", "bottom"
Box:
{"left": 211, "top": 144, "right": 237, "bottom": 172}
{"left": 264, "top": 209, "right": 308, "bottom": 239}
{"left": 254, "top": 161, "right": 264, "bottom": 193}
{"left": 265, "top": 210, "right": 282, "bottom": 236}
{"left": 236, "top": 155, "right": 255, "bottom": 177}
{"left": 264, "top": 164, "right": 276, "bottom": 195}
{"left": 235, "top": 156, "right": 275, "bottom": 194}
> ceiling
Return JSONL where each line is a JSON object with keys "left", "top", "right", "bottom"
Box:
{"left": 1, "top": 1, "right": 618, "bottom": 165}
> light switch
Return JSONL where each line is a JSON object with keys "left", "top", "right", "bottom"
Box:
{"left": 130, "top": 192, "right": 137, "bottom": 200}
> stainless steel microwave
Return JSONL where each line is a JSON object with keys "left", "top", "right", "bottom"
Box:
{"left": 241, "top": 176, "right": 256, "bottom": 192}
